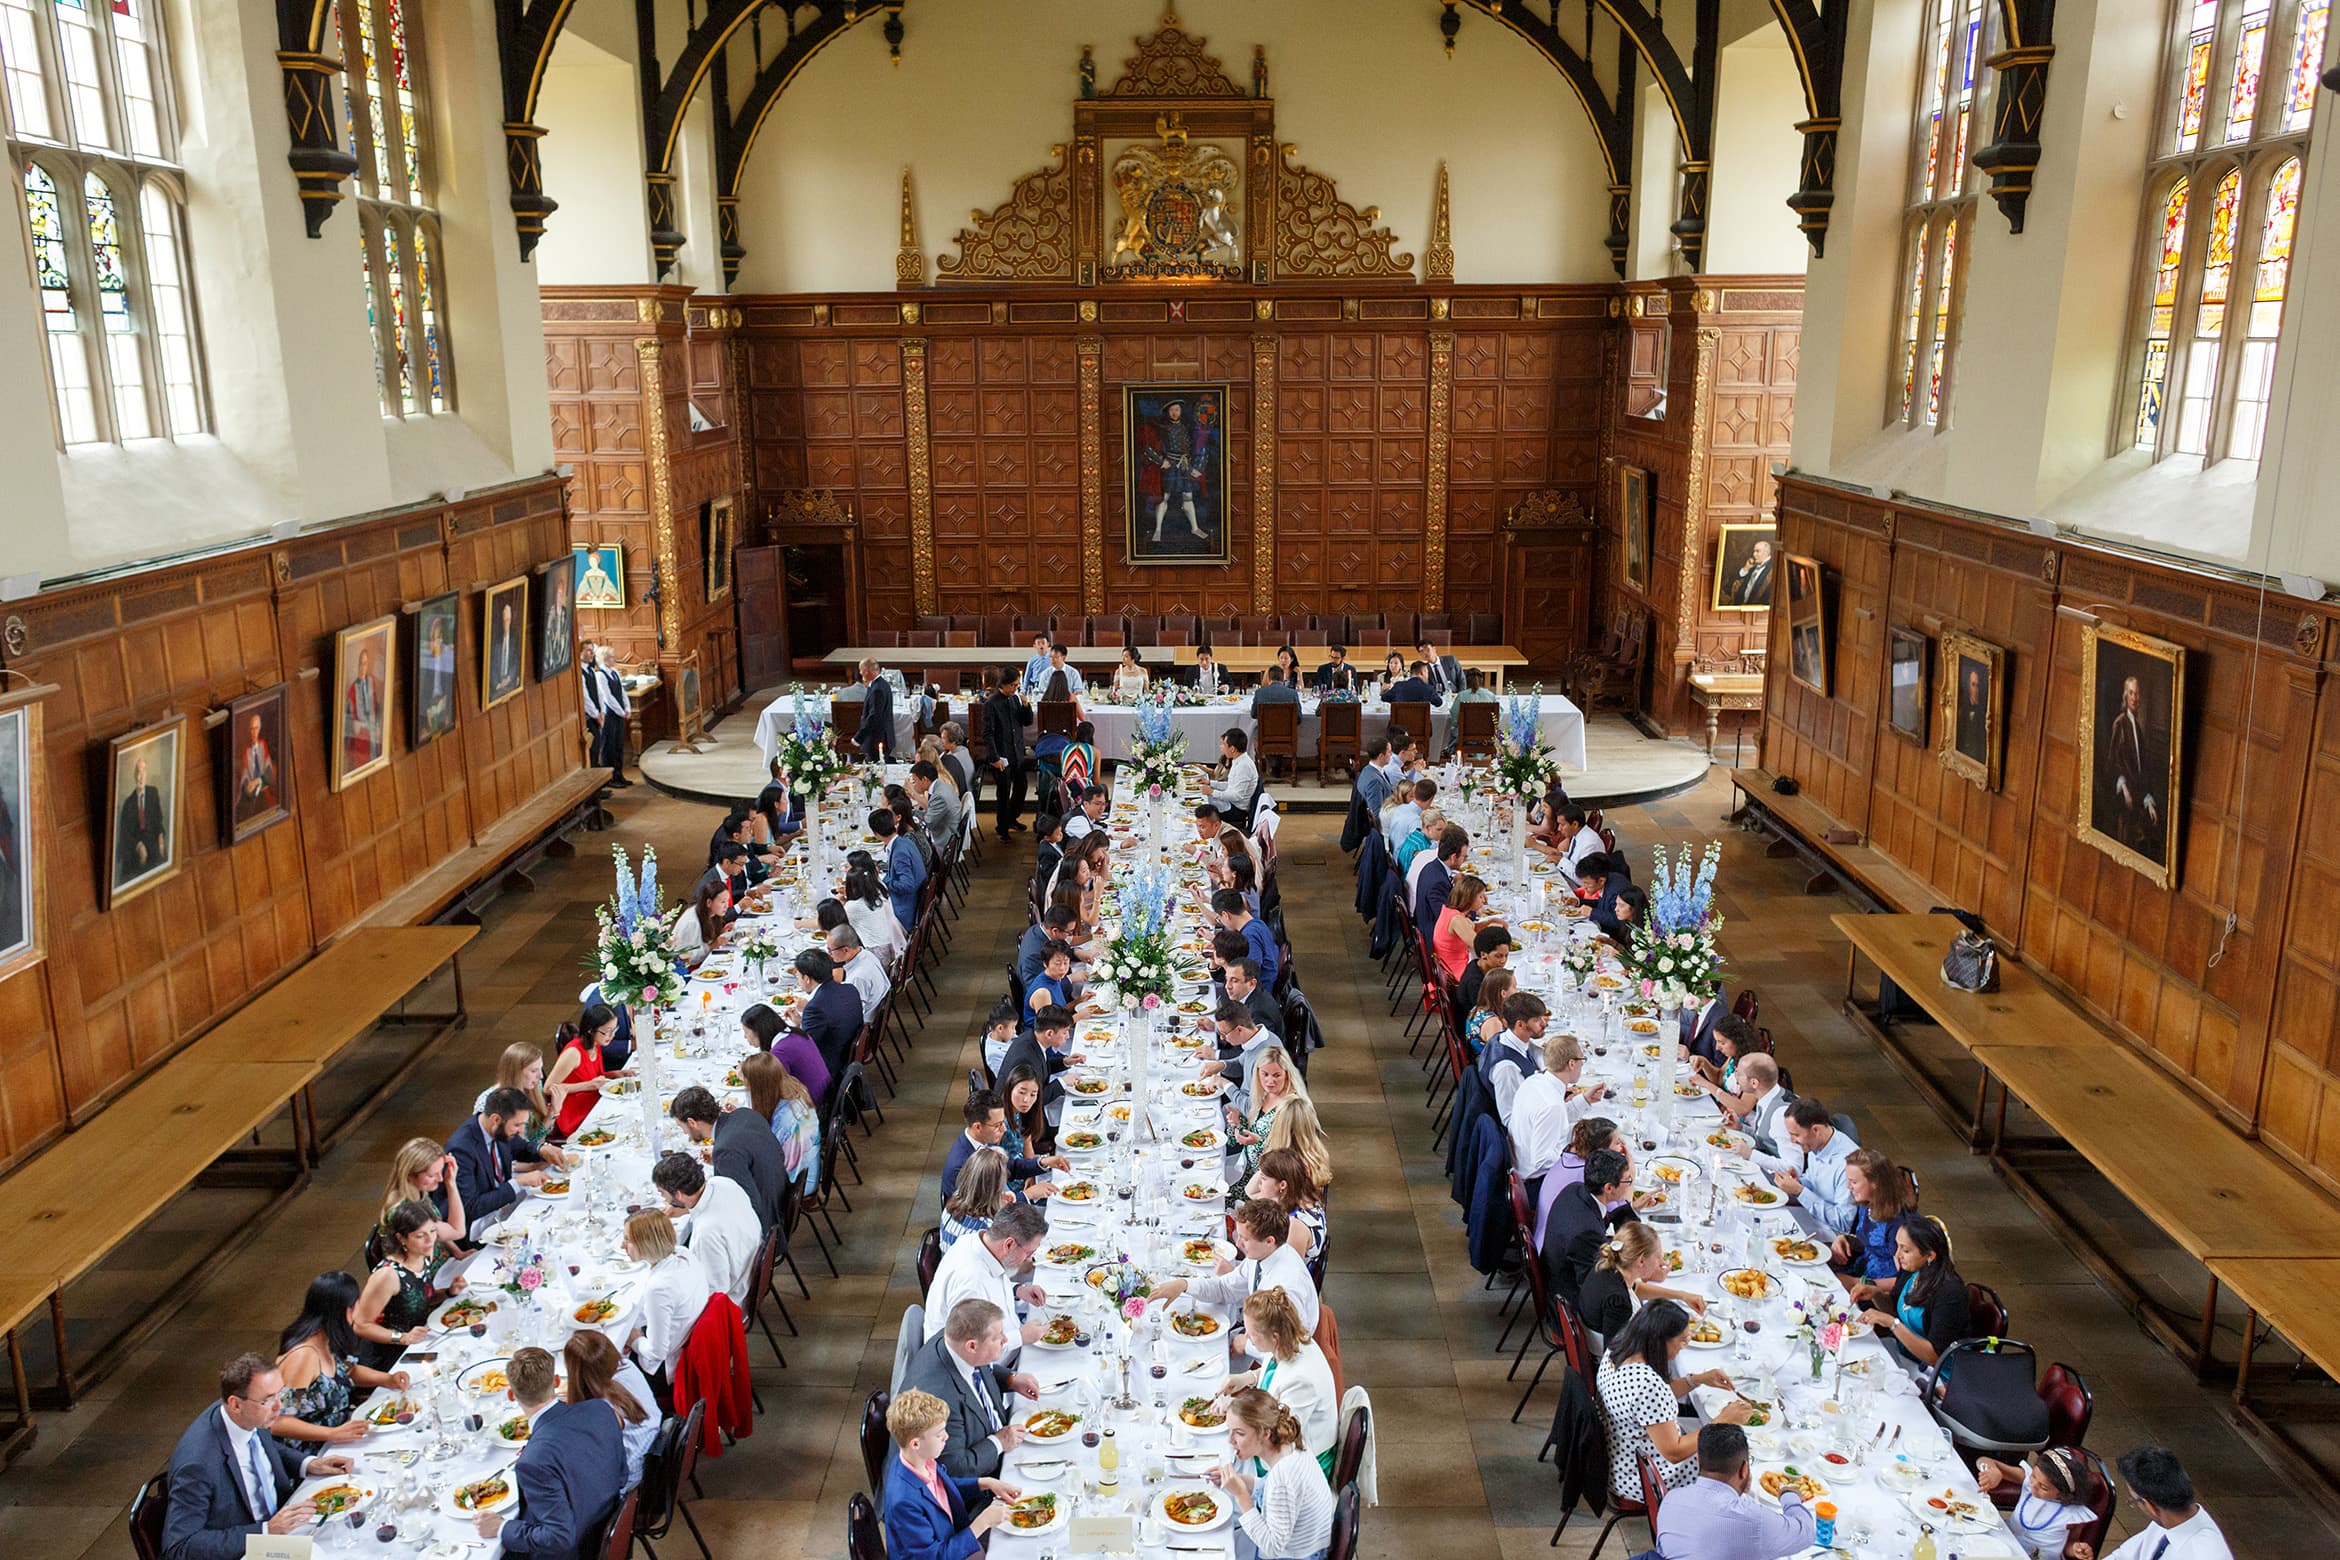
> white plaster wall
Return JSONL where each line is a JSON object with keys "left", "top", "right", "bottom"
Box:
{"left": 732, "top": 0, "right": 1618, "bottom": 292}
{"left": 534, "top": 35, "right": 657, "bottom": 286}
{"left": 672, "top": 93, "right": 725, "bottom": 295}
{"left": 1706, "top": 33, "right": 1812, "bottom": 275}
{"left": 1630, "top": 81, "right": 1684, "bottom": 280}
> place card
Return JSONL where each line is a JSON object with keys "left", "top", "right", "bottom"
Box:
{"left": 246, "top": 1537, "right": 313, "bottom": 1560}
{"left": 1069, "top": 1515, "right": 1135, "bottom": 1553}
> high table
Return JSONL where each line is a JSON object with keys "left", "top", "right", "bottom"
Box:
{"left": 1165, "top": 644, "right": 1531, "bottom": 689}
{"left": 1080, "top": 692, "right": 1587, "bottom": 768}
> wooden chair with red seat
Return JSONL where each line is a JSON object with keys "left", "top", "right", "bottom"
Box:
{"left": 128, "top": 1472, "right": 169, "bottom": 1560}
{"left": 1967, "top": 1282, "right": 2011, "bottom": 1337}
{"left": 916, "top": 1226, "right": 944, "bottom": 1297}
{"left": 1325, "top": 1483, "right": 1361, "bottom": 1560}
{"left": 846, "top": 1492, "right": 888, "bottom": 1560}
{"left": 2064, "top": 1447, "right": 2118, "bottom": 1554}
{"left": 2039, "top": 1362, "right": 2092, "bottom": 1446}
{"left": 746, "top": 1224, "right": 793, "bottom": 1366}
{"left": 1255, "top": 699, "right": 1300, "bottom": 782}
{"left": 1332, "top": 1400, "right": 1371, "bottom": 1497}
{"left": 1502, "top": 1174, "right": 1589, "bottom": 1423}
{"left": 1456, "top": 699, "right": 1499, "bottom": 759}
{"left": 859, "top": 1390, "right": 894, "bottom": 1494}
{"left": 1385, "top": 699, "right": 1431, "bottom": 757}
{"left": 1317, "top": 698, "right": 1363, "bottom": 782}
{"left": 1732, "top": 989, "right": 1760, "bottom": 1023}
{"left": 590, "top": 1485, "right": 640, "bottom": 1560}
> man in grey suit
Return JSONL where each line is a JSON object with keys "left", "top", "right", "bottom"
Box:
{"left": 1417, "top": 640, "right": 1466, "bottom": 702}
{"left": 912, "top": 760, "right": 962, "bottom": 855}
{"left": 899, "top": 1298, "right": 1041, "bottom": 1488}
{"left": 1249, "top": 663, "right": 1302, "bottom": 715}
{"left": 162, "top": 1353, "right": 356, "bottom": 1560}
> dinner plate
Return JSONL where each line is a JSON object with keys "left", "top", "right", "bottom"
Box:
{"left": 1175, "top": 1128, "right": 1222, "bottom": 1155}
{"left": 1057, "top": 1130, "right": 1110, "bottom": 1156}
{"left": 1752, "top": 1467, "right": 1828, "bottom": 1507}
{"left": 1908, "top": 1486, "right": 1997, "bottom": 1532}
{"left": 1022, "top": 1408, "right": 1082, "bottom": 1443}
{"left": 442, "top": 1471, "right": 520, "bottom": 1517}
{"left": 1876, "top": 1455, "right": 1925, "bottom": 1490}
{"left": 1682, "top": 1321, "right": 1732, "bottom": 1350}
{"left": 535, "top": 1176, "right": 573, "bottom": 1200}
{"left": 1176, "top": 1236, "right": 1236, "bottom": 1268}
{"left": 1172, "top": 1396, "right": 1231, "bottom": 1434}
{"left": 1647, "top": 1155, "right": 1699, "bottom": 1190}
{"left": 1179, "top": 1181, "right": 1225, "bottom": 1203}
{"left": 1769, "top": 1236, "right": 1830, "bottom": 1269}
{"left": 492, "top": 1410, "right": 537, "bottom": 1447}
{"left": 1038, "top": 1239, "right": 1103, "bottom": 1270}
{"left": 428, "top": 1293, "right": 501, "bottom": 1331}
{"left": 458, "top": 1357, "right": 515, "bottom": 1398}
{"left": 1176, "top": 1078, "right": 1228, "bottom": 1101}
{"left": 358, "top": 1394, "right": 421, "bottom": 1431}
{"left": 1157, "top": 1484, "right": 1233, "bottom": 1532}
{"left": 1728, "top": 1182, "right": 1786, "bottom": 1209}
{"left": 1026, "top": 1315, "right": 1088, "bottom": 1351}
{"left": 1000, "top": 1494, "right": 1069, "bottom": 1537}
{"left": 572, "top": 1294, "right": 625, "bottom": 1326}
{"left": 1717, "top": 1268, "right": 1780, "bottom": 1302}
{"left": 1163, "top": 1306, "right": 1226, "bottom": 1344}
{"left": 307, "top": 1482, "right": 375, "bottom": 1519}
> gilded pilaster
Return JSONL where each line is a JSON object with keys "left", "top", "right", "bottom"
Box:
{"left": 636, "top": 337, "right": 682, "bottom": 651}
{"left": 1077, "top": 337, "right": 1106, "bottom": 611}
{"left": 902, "top": 338, "right": 938, "bottom": 617}
{"left": 1676, "top": 325, "right": 1722, "bottom": 664}
{"left": 1423, "top": 332, "right": 1454, "bottom": 613}
{"left": 1250, "top": 332, "right": 1278, "bottom": 612}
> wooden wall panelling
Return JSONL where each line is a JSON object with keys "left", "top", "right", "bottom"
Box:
{"left": 544, "top": 287, "right": 663, "bottom": 668}
{"left": 1762, "top": 480, "right": 1886, "bottom": 834}
{"left": 1273, "top": 328, "right": 1412, "bottom": 621}
{"left": 2264, "top": 639, "right": 2340, "bottom": 1185}
{"left": 443, "top": 491, "right": 585, "bottom": 837}
{"left": 929, "top": 333, "right": 1086, "bottom": 621}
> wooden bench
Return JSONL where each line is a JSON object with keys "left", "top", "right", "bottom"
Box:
{"left": 0, "top": 1276, "right": 53, "bottom": 1467}
{"left": 356, "top": 767, "right": 611, "bottom": 930}
{"left": 1834, "top": 913, "right": 2340, "bottom": 1384}
{"left": 0, "top": 926, "right": 475, "bottom": 1422}
{"left": 1729, "top": 767, "right": 1937, "bottom": 916}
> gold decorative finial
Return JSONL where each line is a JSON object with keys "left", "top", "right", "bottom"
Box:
{"left": 1424, "top": 160, "right": 1456, "bottom": 282}
{"left": 895, "top": 166, "right": 925, "bottom": 285}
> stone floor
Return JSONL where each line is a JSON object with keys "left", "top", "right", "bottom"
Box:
{"left": 1, "top": 771, "right": 2333, "bottom": 1558}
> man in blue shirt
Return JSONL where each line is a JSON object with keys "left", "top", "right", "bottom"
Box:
{"left": 1212, "top": 888, "right": 1278, "bottom": 989}
{"left": 1654, "top": 1424, "right": 1815, "bottom": 1560}
{"left": 1383, "top": 777, "right": 1434, "bottom": 854}
{"left": 873, "top": 806, "right": 927, "bottom": 932}
{"left": 1768, "top": 1098, "right": 1858, "bottom": 1235}
{"left": 1020, "top": 632, "right": 1056, "bottom": 698}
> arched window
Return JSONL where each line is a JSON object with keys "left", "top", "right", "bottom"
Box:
{"left": 337, "top": 0, "right": 450, "bottom": 416}
{"left": 2126, "top": 0, "right": 2322, "bottom": 463}
{"left": 1890, "top": 0, "right": 1994, "bottom": 430}
{"left": 2, "top": 0, "right": 207, "bottom": 444}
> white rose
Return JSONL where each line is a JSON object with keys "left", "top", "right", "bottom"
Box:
{"left": 604, "top": 962, "right": 619, "bottom": 979}
{"left": 1659, "top": 957, "right": 1675, "bottom": 974}
{"left": 1122, "top": 994, "right": 1139, "bottom": 1012}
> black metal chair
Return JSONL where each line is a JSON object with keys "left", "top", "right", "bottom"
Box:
{"left": 128, "top": 1472, "right": 169, "bottom": 1560}
{"left": 846, "top": 1492, "right": 887, "bottom": 1560}
{"left": 592, "top": 1486, "right": 640, "bottom": 1560}
{"left": 631, "top": 1400, "right": 709, "bottom": 1559}
{"left": 859, "top": 1390, "right": 894, "bottom": 1495}
{"left": 746, "top": 1223, "right": 793, "bottom": 1365}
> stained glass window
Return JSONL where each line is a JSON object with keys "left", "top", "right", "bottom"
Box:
{"left": 339, "top": 0, "right": 450, "bottom": 415}
{"left": 382, "top": 224, "right": 414, "bottom": 415}
{"left": 2286, "top": 0, "right": 2329, "bottom": 133}
{"left": 414, "top": 223, "right": 445, "bottom": 415}
{"left": 2222, "top": 2, "right": 2272, "bottom": 144}
{"left": 2174, "top": 167, "right": 2241, "bottom": 456}
{"left": 2229, "top": 156, "right": 2300, "bottom": 458}
{"left": 7, "top": 0, "right": 198, "bottom": 443}
{"left": 2175, "top": 0, "right": 2219, "bottom": 152}
{"left": 2134, "top": 180, "right": 2188, "bottom": 449}
{"left": 1894, "top": 0, "right": 1990, "bottom": 430}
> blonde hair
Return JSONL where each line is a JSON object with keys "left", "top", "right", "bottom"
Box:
{"left": 1261, "top": 1094, "right": 1332, "bottom": 1189}
{"left": 382, "top": 1138, "right": 446, "bottom": 1227}
{"left": 1247, "top": 1041, "right": 1309, "bottom": 1119}
{"left": 945, "top": 1147, "right": 1011, "bottom": 1223}
{"left": 1242, "top": 1288, "right": 1312, "bottom": 1362}
{"left": 887, "top": 1387, "right": 948, "bottom": 1446}
{"left": 624, "top": 1208, "right": 678, "bottom": 1263}
{"left": 1593, "top": 1220, "right": 1664, "bottom": 1276}
{"left": 495, "top": 1041, "right": 552, "bottom": 1122}
{"left": 1540, "top": 1033, "right": 1584, "bottom": 1073}
{"left": 1225, "top": 1386, "right": 1304, "bottom": 1450}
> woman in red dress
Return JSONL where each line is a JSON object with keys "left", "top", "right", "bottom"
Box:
{"left": 547, "top": 1001, "right": 626, "bottom": 1139}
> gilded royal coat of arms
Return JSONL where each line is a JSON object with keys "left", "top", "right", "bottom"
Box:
{"left": 1107, "top": 114, "right": 1242, "bottom": 281}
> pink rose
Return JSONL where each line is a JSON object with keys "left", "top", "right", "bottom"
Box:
{"left": 1122, "top": 1297, "right": 1148, "bottom": 1321}
{"left": 1142, "top": 994, "right": 1161, "bottom": 1010}
{"left": 518, "top": 1266, "right": 543, "bottom": 1291}
{"left": 1820, "top": 1322, "right": 1844, "bottom": 1352}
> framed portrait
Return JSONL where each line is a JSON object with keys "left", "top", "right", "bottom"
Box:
{"left": 1936, "top": 631, "right": 2005, "bottom": 789}
{"left": 535, "top": 559, "right": 574, "bottom": 682}
{"left": 332, "top": 613, "right": 399, "bottom": 791}
{"left": 574, "top": 544, "right": 625, "bottom": 610}
{"left": 480, "top": 576, "right": 530, "bottom": 712}
{"left": 410, "top": 592, "right": 460, "bottom": 748}
{"left": 1123, "top": 383, "right": 1230, "bottom": 566}
{"left": 0, "top": 697, "right": 48, "bottom": 982}
{"left": 675, "top": 654, "right": 705, "bottom": 740}
{"left": 1783, "top": 553, "right": 1828, "bottom": 697}
{"left": 2077, "top": 622, "right": 2185, "bottom": 888}
{"left": 704, "top": 497, "right": 734, "bottom": 603}
{"left": 1618, "top": 465, "right": 1653, "bottom": 594}
{"left": 102, "top": 715, "right": 185, "bottom": 909}
{"left": 1712, "top": 523, "right": 1779, "bottom": 612}
{"left": 1886, "top": 627, "right": 1930, "bottom": 745}
{"left": 221, "top": 683, "right": 292, "bottom": 845}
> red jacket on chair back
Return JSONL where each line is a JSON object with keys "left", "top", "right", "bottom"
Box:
{"left": 672, "top": 1293, "right": 754, "bottom": 1456}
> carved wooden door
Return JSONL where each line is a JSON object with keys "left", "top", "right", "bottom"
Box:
{"left": 1501, "top": 529, "right": 1594, "bottom": 674}
{"left": 736, "top": 545, "right": 789, "bottom": 693}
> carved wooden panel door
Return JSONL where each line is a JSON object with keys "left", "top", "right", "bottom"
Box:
{"left": 736, "top": 545, "right": 789, "bottom": 693}
{"left": 1502, "top": 529, "right": 1594, "bottom": 673}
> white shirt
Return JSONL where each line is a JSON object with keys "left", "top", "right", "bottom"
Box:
{"left": 2102, "top": 1508, "right": 2233, "bottom": 1560}
{"left": 1486, "top": 1031, "right": 1540, "bottom": 1127}
{"left": 1509, "top": 1069, "right": 1577, "bottom": 1181}
{"left": 633, "top": 1253, "right": 714, "bottom": 1376}
{"left": 1405, "top": 848, "right": 1437, "bottom": 905}
{"left": 1188, "top": 1241, "right": 1319, "bottom": 1334}
{"left": 671, "top": 905, "right": 711, "bottom": 957}
{"left": 953, "top": 1350, "right": 1010, "bottom": 1445}
{"left": 926, "top": 1233, "right": 1022, "bottom": 1346}
{"left": 1237, "top": 1448, "right": 1337, "bottom": 1560}
{"left": 682, "top": 1174, "right": 762, "bottom": 1308}
{"left": 1557, "top": 827, "right": 1604, "bottom": 887}
{"left": 1063, "top": 812, "right": 1095, "bottom": 841}
{"left": 220, "top": 1406, "right": 296, "bottom": 1517}
{"left": 1382, "top": 800, "right": 1422, "bottom": 855}
{"left": 839, "top": 946, "right": 891, "bottom": 1016}
{"left": 848, "top": 898, "right": 908, "bottom": 965}
{"left": 1743, "top": 1085, "right": 1792, "bottom": 1157}
{"left": 1213, "top": 752, "right": 1260, "bottom": 812}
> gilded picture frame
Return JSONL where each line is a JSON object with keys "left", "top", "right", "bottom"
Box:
{"left": 675, "top": 653, "right": 705, "bottom": 741}
{"left": 1712, "top": 522, "right": 1778, "bottom": 613}
{"left": 2077, "top": 622, "right": 2185, "bottom": 889}
{"left": 1783, "top": 553, "right": 1828, "bottom": 697}
{"left": 1618, "top": 465, "right": 1653, "bottom": 594}
{"left": 705, "top": 497, "right": 734, "bottom": 603}
{"left": 409, "top": 591, "right": 460, "bottom": 749}
{"left": 222, "top": 682, "right": 293, "bottom": 846}
{"left": 1936, "top": 630, "right": 2005, "bottom": 789}
{"left": 102, "top": 714, "right": 186, "bottom": 910}
{"left": 331, "top": 613, "right": 399, "bottom": 791}
{"left": 574, "top": 544, "right": 625, "bottom": 610}
{"left": 1886, "top": 626, "right": 1930, "bottom": 746}
{"left": 1123, "top": 383, "right": 1231, "bottom": 566}
{"left": 535, "top": 558, "right": 574, "bottom": 682}
{"left": 0, "top": 695, "right": 49, "bottom": 983}
{"left": 480, "top": 576, "right": 530, "bottom": 712}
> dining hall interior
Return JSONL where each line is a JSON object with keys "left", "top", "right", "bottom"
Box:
{"left": 0, "top": 0, "right": 2338, "bottom": 1557}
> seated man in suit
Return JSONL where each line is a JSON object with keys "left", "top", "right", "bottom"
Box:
{"left": 669, "top": 1084, "right": 787, "bottom": 1232}
{"left": 1221, "top": 956, "right": 1283, "bottom": 1040}
{"left": 1385, "top": 660, "right": 1437, "bottom": 704}
{"left": 1543, "top": 1148, "right": 1642, "bottom": 1307}
{"left": 996, "top": 1005, "right": 1081, "bottom": 1114}
{"left": 1314, "top": 645, "right": 1358, "bottom": 693}
{"left": 899, "top": 1298, "right": 1043, "bottom": 1487}
{"left": 446, "top": 1086, "right": 547, "bottom": 1226}
{"left": 162, "top": 1353, "right": 356, "bottom": 1560}
{"left": 1417, "top": 639, "right": 1466, "bottom": 702}
{"left": 1189, "top": 644, "right": 1226, "bottom": 694}
{"left": 473, "top": 1347, "right": 624, "bottom": 1559}
{"left": 940, "top": 1087, "right": 1062, "bottom": 1204}
{"left": 855, "top": 658, "right": 897, "bottom": 762}
{"left": 1414, "top": 824, "right": 1468, "bottom": 930}
{"left": 1249, "top": 662, "right": 1302, "bottom": 719}
{"left": 873, "top": 806, "right": 927, "bottom": 932}
{"left": 786, "top": 948, "right": 865, "bottom": 1100}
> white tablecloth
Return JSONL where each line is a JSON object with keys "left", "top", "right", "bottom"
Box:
{"left": 754, "top": 691, "right": 912, "bottom": 769}
{"left": 1080, "top": 694, "right": 1587, "bottom": 768}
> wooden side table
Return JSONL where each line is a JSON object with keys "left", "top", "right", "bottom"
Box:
{"left": 1689, "top": 671, "right": 1764, "bottom": 764}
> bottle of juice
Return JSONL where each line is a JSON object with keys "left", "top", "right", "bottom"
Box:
{"left": 1911, "top": 1524, "right": 1937, "bottom": 1560}
{"left": 1100, "top": 1428, "right": 1120, "bottom": 1473}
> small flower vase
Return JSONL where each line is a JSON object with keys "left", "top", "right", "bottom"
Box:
{"left": 1809, "top": 1337, "right": 1826, "bottom": 1381}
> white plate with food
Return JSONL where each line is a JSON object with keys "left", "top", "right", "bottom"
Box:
{"left": 307, "top": 1482, "right": 376, "bottom": 1519}
{"left": 1769, "top": 1235, "right": 1830, "bottom": 1268}
{"left": 1683, "top": 1316, "right": 1732, "bottom": 1350}
{"left": 1000, "top": 1492, "right": 1068, "bottom": 1537}
{"left": 1158, "top": 1485, "right": 1232, "bottom": 1532}
{"left": 1754, "top": 1468, "right": 1828, "bottom": 1507}
{"left": 458, "top": 1358, "right": 515, "bottom": 1398}
{"left": 1177, "top": 1078, "right": 1228, "bottom": 1101}
{"left": 1728, "top": 1182, "right": 1786, "bottom": 1210}
{"left": 1057, "top": 1128, "right": 1110, "bottom": 1156}
{"left": 492, "top": 1411, "right": 537, "bottom": 1447}
{"left": 1717, "top": 1268, "right": 1780, "bottom": 1302}
{"left": 571, "top": 1294, "right": 625, "bottom": 1327}
{"left": 1176, "top": 1236, "right": 1235, "bottom": 1268}
{"left": 1178, "top": 1181, "right": 1225, "bottom": 1204}
{"left": 1037, "top": 1239, "right": 1102, "bottom": 1271}
{"left": 1173, "top": 1396, "right": 1231, "bottom": 1434}
{"left": 1175, "top": 1127, "right": 1222, "bottom": 1155}
{"left": 1022, "top": 1407, "right": 1082, "bottom": 1443}
{"left": 1027, "top": 1314, "right": 1088, "bottom": 1351}
{"left": 1163, "top": 1307, "right": 1226, "bottom": 1343}
{"left": 1876, "top": 1455, "right": 1926, "bottom": 1491}
{"left": 358, "top": 1395, "right": 421, "bottom": 1431}
{"left": 1909, "top": 1487, "right": 1998, "bottom": 1532}
{"left": 443, "top": 1470, "right": 519, "bottom": 1517}
{"left": 1647, "top": 1155, "right": 1699, "bottom": 1189}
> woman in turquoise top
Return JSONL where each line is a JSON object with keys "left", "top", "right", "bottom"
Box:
{"left": 1830, "top": 1147, "right": 1917, "bottom": 1284}
{"left": 1850, "top": 1215, "right": 1970, "bottom": 1369}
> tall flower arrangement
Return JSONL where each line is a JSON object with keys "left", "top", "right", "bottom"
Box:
{"left": 592, "top": 845, "right": 684, "bottom": 1011}
{"left": 1127, "top": 689, "right": 1189, "bottom": 793}
{"left": 1625, "top": 841, "right": 1725, "bottom": 1010}
{"left": 771, "top": 687, "right": 848, "bottom": 795}
{"left": 1490, "top": 686, "right": 1567, "bottom": 801}
{"left": 1094, "top": 860, "right": 1190, "bottom": 1009}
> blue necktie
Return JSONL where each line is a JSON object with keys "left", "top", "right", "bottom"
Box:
{"left": 247, "top": 1434, "right": 277, "bottom": 1519}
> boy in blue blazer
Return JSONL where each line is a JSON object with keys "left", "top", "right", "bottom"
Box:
{"left": 879, "top": 1388, "right": 1024, "bottom": 1560}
